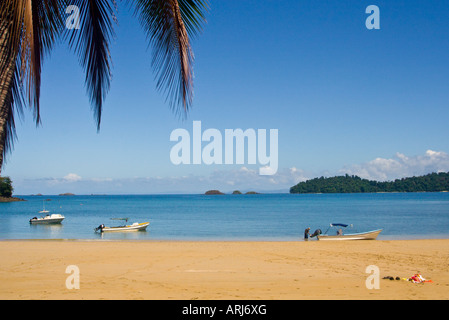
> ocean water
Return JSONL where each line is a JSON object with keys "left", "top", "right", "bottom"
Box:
{"left": 0, "top": 193, "right": 448, "bottom": 241}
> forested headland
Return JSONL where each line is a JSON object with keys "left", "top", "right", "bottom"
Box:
{"left": 289, "top": 172, "right": 449, "bottom": 194}
{"left": 0, "top": 177, "right": 24, "bottom": 202}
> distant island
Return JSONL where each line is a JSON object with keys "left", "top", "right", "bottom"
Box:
{"left": 290, "top": 172, "right": 449, "bottom": 194}
{"left": 205, "top": 190, "right": 225, "bottom": 195}
{"left": 205, "top": 190, "right": 261, "bottom": 195}
{"left": 59, "top": 192, "right": 75, "bottom": 196}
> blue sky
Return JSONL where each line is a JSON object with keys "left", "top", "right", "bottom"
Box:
{"left": 3, "top": 0, "right": 449, "bottom": 194}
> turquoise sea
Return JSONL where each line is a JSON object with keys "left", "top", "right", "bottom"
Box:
{"left": 0, "top": 193, "right": 448, "bottom": 240}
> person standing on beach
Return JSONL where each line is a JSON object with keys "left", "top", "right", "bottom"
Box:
{"left": 304, "top": 227, "right": 311, "bottom": 241}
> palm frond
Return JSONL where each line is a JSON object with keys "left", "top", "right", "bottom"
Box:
{"left": 1, "top": 0, "right": 64, "bottom": 125}
{"left": 0, "top": 64, "right": 25, "bottom": 163}
{"left": 131, "top": 0, "right": 208, "bottom": 115}
{"left": 0, "top": 0, "right": 63, "bottom": 170}
{"left": 23, "top": 0, "right": 64, "bottom": 124}
{"left": 177, "top": 0, "right": 208, "bottom": 38}
{"left": 66, "top": 0, "right": 117, "bottom": 130}
{"left": 0, "top": 1, "right": 23, "bottom": 75}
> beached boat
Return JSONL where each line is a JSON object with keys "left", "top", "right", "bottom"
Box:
{"left": 317, "top": 223, "right": 382, "bottom": 241}
{"left": 94, "top": 218, "right": 149, "bottom": 233}
{"left": 29, "top": 204, "right": 65, "bottom": 224}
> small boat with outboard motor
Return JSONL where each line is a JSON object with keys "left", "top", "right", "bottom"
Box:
{"left": 316, "top": 223, "right": 382, "bottom": 241}
{"left": 94, "top": 218, "right": 149, "bottom": 233}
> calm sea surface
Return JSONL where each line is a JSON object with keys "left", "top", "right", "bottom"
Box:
{"left": 0, "top": 193, "right": 448, "bottom": 240}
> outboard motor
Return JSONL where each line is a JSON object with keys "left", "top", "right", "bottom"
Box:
{"left": 311, "top": 229, "right": 322, "bottom": 238}
{"left": 95, "top": 224, "right": 105, "bottom": 232}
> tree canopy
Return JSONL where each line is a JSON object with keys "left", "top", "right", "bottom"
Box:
{"left": 0, "top": 176, "right": 13, "bottom": 197}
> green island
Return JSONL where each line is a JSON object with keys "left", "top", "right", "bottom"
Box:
{"left": 290, "top": 172, "right": 449, "bottom": 194}
{"left": 205, "top": 190, "right": 225, "bottom": 195}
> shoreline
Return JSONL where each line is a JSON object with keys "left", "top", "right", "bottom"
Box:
{"left": 0, "top": 196, "right": 25, "bottom": 202}
{"left": 1, "top": 236, "right": 449, "bottom": 242}
{"left": 1, "top": 239, "right": 448, "bottom": 300}
{"left": 1, "top": 232, "right": 449, "bottom": 242}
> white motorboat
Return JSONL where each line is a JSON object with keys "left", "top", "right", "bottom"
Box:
{"left": 29, "top": 213, "right": 65, "bottom": 224}
{"left": 95, "top": 218, "right": 149, "bottom": 233}
{"left": 30, "top": 203, "right": 65, "bottom": 224}
{"left": 316, "top": 223, "right": 382, "bottom": 241}
{"left": 30, "top": 201, "right": 65, "bottom": 224}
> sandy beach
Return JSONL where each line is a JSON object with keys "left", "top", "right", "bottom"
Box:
{"left": 0, "top": 239, "right": 448, "bottom": 300}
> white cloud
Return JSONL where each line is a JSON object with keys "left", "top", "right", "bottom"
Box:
{"left": 339, "top": 150, "right": 449, "bottom": 181}
{"left": 63, "top": 173, "right": 82, "bottom": 182}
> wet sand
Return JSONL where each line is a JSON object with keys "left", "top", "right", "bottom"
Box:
{"left": 0, "top": 239, "right": 448, "bottom": 300}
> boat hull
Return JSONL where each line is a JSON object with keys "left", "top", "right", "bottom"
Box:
{"left": 100, "top": 222, "right": 149, "bottom": 232}
{"left": 317, "top": 229, "right": 382, "bottom": 241}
